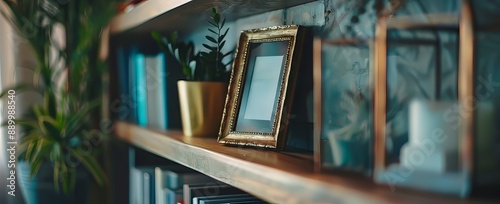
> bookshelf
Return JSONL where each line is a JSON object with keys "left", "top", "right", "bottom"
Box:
{"left": 115, "top": 122, "right": 487, "bottom": 204}
{"left": 107, "top": 0, "right": 499, "bottom": 203}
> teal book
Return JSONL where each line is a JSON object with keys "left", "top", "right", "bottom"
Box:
{"left": 135, "top": 52, "right": 148, "bottom": 126}
{"left": 128, "top": 46, "right": 139, "bottom": 123}
{"left": 114, "top": 46, "right": 131, "bottom": 121}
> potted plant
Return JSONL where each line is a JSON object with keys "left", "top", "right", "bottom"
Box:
{"left": 152, "top": 8, "right": 232, "bottom": 137}
{"left": 0, "top": 0, "right": 119, "bottom": 203}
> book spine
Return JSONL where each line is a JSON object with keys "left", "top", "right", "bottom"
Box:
{"left": 143, "top": 172, "right": 150, "bottom": 204}
{"left": 130, "top": 167, "right": 143, "bottom": 204}
{"left": 116, "top": 46, "right": 130, "bottom": 120}
{"left": 155, "top": 167, "right": 164, "bottom": 204}
{"left": 159, "top": 53, "right": 168, "bottom": 128}
{"left": 146, "top": 53, "right": 168, "bottom": 129}
{"left": 135, "top": 52, "right": 148, "bottom": 126}
{"left": 128, "top": 46, "right": 138, "bottom": 123}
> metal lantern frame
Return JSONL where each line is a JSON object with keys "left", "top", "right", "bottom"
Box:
{"left": 373, "top": 0, "right": 475, "bottom": 197}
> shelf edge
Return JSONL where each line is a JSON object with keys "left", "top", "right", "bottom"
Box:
{"left": 110, "top": 0, "right": 192, "bottom": 34}
{"left": 114, "top": 121, "right": 390, "bottom": 204}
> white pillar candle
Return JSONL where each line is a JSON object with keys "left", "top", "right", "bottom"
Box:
{"left": 401, "top": 99, "right": 460, "bottom": 173}
{"left": 408, "top": 100, "right": 460, "bottom": 151}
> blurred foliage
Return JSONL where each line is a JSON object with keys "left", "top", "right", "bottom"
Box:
{"left": 152, "top": 8, "right": 232, "bottom": 82}
{"left": 1, "top": 0, "right": 122, "bottom": 194}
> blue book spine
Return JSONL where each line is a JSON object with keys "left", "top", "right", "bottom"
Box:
{"left": 160, "top": 53, "right": 168, "bottom": 128}
{"left": 116, "top": 46, "right": 130, "bottom": 120}
{"left": 135, "top": 52, "right": 148, "bottom": 126}
{"left": 128, "top": 47, "right": 138, "bottom": 123}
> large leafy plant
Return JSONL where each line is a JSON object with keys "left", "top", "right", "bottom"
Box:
{"left": 1, "top": 0, "right": 120, "bottom": 194}
{"left": 152, "top": 8, "right": 232, "bottom": 81}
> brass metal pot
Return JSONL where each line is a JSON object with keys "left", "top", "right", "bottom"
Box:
{"left": 177, "top": 80, "right": 228, "bottom": 137}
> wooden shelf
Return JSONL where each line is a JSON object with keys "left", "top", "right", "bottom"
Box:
{"left": 110, "top": 0, "right": 315, "bottom": 35}
{"left": 114, "top": 121, "right": 492, "bottom": 204}
{"left": 110, "top": 0, "right": 191, "bottom": 34}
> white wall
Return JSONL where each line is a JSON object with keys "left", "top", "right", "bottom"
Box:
{"left": 1, "top": 2, "right": 39, "bottom": 203}
{"left": 0, "top": 2, "right": 17, "bottom": 203}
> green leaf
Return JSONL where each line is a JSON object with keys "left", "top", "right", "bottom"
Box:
{"left": 219, "top": 40, "right": 226, "bottom": 50}
{"left": 205, "top": 36, "right": 217, "bottom": 44}
{"left": 57, "top": 158, "right": 68, "bottom": 194}
{"left": 67, "top": 148, "right": 107, "bottom": 186}
{"left": 222, "top": 50, "right": 234, "bottom": 58}
{"left": 50, "top": 144, "right": 62, "bottom": 162}
{"left": 63, "top": 99, "right": 99, "bottom": 138}
{"left": 53, "top": 160, "right": 61, "bottom": 192}
{"left": 182, "top": 64, "right": 192, "bottom": 80}
{"left": 20, "top": 133, "right": 39, "bottom": 161}
{"left": 33, "top": 104, "right": 45, "bottom": 118}
{"left": 0, "top": 84, "right": 39, "bottom": 98}
{"left": 43, "top": 91, "right": 57, "bottom": 118}
{"left": 219, "top": 28, "right": 229, "bottom": 42}
{"left": 38, "top": 116, "right": 60, "bottom": 140}
{"left": 213, "top": 13, "right": 220, "bottom": 24}
{"left": 207, "top": 20, "right": 218, "bottom": 28}
{"left": 24, "top": 138, "right": 38, "bottom": 164}
{"left": 208, "top": 28, "right": 217, "bottom": 35}
{"left": 169, "top": 31, "right": 179, "bottom": 42}
{"left": 56, "top": 158, "right": 68, "bottom": 194}
{"left": 220, "top": 18, "right": 226, "bottom": 30}
{"left": 151, "top": 31, "right": 162, "bottom": 41}
{"left": 202, "top": 43, "right": 215, "bottom": 50}
{"left": 29, "top": 152, "right": 44, "bottom": 179}
{"left": 1, "top": 119, "right": 37, "bottom": 129}
{"left": 31, "top": 139, "right": 54, "bottom": 168}
{"left": 61, "top": 167, "right": 76, "bottom": 194}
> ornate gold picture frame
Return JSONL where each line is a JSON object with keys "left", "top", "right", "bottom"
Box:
{"left": 218, "top": 25, "right": 304, "bottom": 149}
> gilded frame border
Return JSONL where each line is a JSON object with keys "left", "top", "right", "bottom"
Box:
{"left": 218, "top": 25, "right": 302, "bottom": 149}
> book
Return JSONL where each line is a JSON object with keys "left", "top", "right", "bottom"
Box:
{"left": 198, "top": 196, "right": 261, "bottom": 204}
{"left": 144, "top": 171, "right": 152, "bottom": 204}
{"left": 115, "top": 46, "right": 130, "bottom": 120}
{"left": 155, "top": 166, "right": 214, "bottom": 204}
{"left": 129, "top": 167, "right": 143, "bottom": 204}
{"left": 134, "top": 52, "right": 148, "bottom": 126}
{"left": 145, "top": 52, "right": 168, "bottom": 130}
{"left": 134, "top": 167, "right": 156, "bottom": 204}
{"left": 183, "top": 183, "right": 245, "bottom": 204}
{"left": 163, "top": 188, "right": 183, "bottom": 204}
{"left": 228, "top": 200, "right": 267, "bottom": 204}
{"left": 192, "top": 194, "right": 253, "bottom": 204}
{"left": 128, "top": 46, "right": 139, "bottom": 123}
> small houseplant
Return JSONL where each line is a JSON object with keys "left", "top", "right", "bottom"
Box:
{"left": 152, "top": 8, "right": 232, "bottom": 137}
{"left": 1, "top": 0, "right": 119, "bottom": 203}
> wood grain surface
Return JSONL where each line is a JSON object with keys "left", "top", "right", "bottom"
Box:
{"left": 115, "top": 121, "right": 495, "bottom": 204}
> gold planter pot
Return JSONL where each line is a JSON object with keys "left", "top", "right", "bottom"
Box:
{"left": 177, "top": 80, "right": 228, "bottom": 137}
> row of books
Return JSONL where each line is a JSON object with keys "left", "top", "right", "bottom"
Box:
{"left": 115, "top": 46, "right": 182, "bottom": 130}
{"left": 130, "top": 164, "right": 266, "bottom": 204}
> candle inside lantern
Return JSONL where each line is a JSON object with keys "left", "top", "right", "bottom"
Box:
{"left": 400, "top": 99, "right": 460, "bottom": 173}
